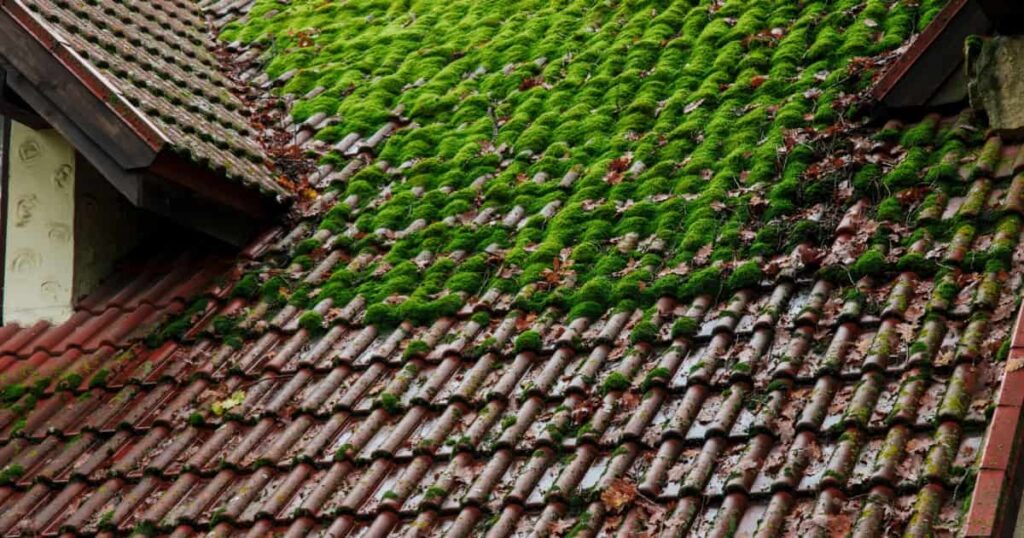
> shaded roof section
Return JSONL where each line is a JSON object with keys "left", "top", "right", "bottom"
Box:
{"left": 0, "top": 0, "right": 290, "bottom": 205}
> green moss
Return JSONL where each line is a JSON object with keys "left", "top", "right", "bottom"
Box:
{"left": 297, "top": 311, "right": 324, "bottom": 334}
{"left": 0, "top": 464, "right": 24, "bottom": 485}
{"left": 470, "top": 311, "right": 491, "bottom": 326}
{"left": 230, "top": 273, "right": 260, "bottom": 299}
{"left": 403, "top": 339, "right": 431, "bottom": 360}
{"left": 876, "top": 197, "right": 903, "bottom": 222}
{"left": 896, "top": 253, "right": 938, "bottom": 276}
{"left": 601, "top": 371, "right": 631, "bottom": 394}
{"left": 260, "top": 275, "right": 289, "bottom": 305}
{"left": 629, "top": 321, "right": 658, "bottom": 345}
{"left": 294, "top": 238, "right": 322, "bottom": 256}
{"left": 88, "top": 369, "right": 111, "bottom": 389}
{"left": 0, "top": 384, "right": 26, "bottom": 404}
{"left": 220, "top": 0, "right": 934, "bottom": 335}
{"left": 671, "top": 317, "right": 699, "bottom": 340}
{"left": 424, "top": 485, "right": 447, "bottom": 500}
{"left": 514, "top": 330, "right": 542, "bottom": 354}
{"left": 852, "top": 248, "right": 889, "bottom": 279}
{"left": 58, "top": 373, "right": 83, "bottom": 391}
{"left": 641, "top": 367, "right": 671, "bottom": 391}
{"left": 567, "top": 301, "right": 605, "bottom": 321}
{"left": 377, "top": 392, "right": 401, "bottom": 414}
{"left": 727, "top": 261, "right": 763, "bottom": 291}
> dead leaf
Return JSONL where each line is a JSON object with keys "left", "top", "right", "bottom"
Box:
{"left": 600, "top": 478, "right": 637, "bottom": 512}
{"left": 693, "top": 244, "right": 713, "bottom": 266}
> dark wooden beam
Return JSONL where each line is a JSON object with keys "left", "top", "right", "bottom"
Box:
{"left": 977, "top": 0, "right": 1024, "bottom": 34}
{"left": 0, "top": 116, "right": 10, "bottom": 324}
{"left": 871, "top": 0, "right": 992, "bottom": 110}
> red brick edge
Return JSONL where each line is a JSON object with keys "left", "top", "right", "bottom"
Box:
{"left": 964, "top": 301, "right": 1024, "bottom": 536}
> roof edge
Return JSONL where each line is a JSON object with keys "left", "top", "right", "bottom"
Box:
{"left": 964, "top": 302, "right": 1024, "bottom": 536}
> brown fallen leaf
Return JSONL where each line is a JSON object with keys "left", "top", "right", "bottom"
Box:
{"left": 600, "top": 478, "right": 637, "bottom": 512}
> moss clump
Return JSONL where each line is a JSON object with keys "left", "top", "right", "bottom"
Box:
{"left": 470, "top": 311, "right": 491, "bottom": 326}
{"left": 363, "top": 303, "right": 399, "bottom": 328}
{"left": 293, "top": 238, "right": 322, "bottom": 256}
{"left": 260, "top": 275, "right": 289, "bottom": 305}
{"left": 567, "top": 301, "right": 605, "bottom": 321}
{"left": 896, "top": 253, "right": 937, "bottom": 276}
{"left": 629, "top": 321, "right": 658, "bottom": 345}
{"left": 727, "top": 261, "right": 763, "bottom": 291}
{"left": 641, "top": 367, "right": 671, "bottom": 391}
{"left": 601, "top": 372, "right": 631, "bottom": 394}
{"left": 514, "top": 330, "right": 542, "bottom": 354}
{"left": 680, "top": 267, "right": 723, "bottom": 301}
{"left": 88, "top": 369, "right": 110, "bottom": 389}
{"left": 403, "top": 339, "right": 431, "bottom": 360}
{"left": 230, "top": 273, "right": 259, "bottom": 299}
{"left": 875, "top": 197, "right": 903, "bottom": 222}
{"left": 377, "top": 392, "right": 401, "bottom": 414}
{"left": 671, "top": 317, "right": 699, "bottom": 340}
{"left": 0, "top": 384, "right": 27, "bottom": 404}
{"left": 297, "top": 311, "right": 324, "bottom": 334}
{"left": 0, "top": 464, "right": 23, "bottom": 485}
{"left": 424, "top": 486, "right": 447, "bottom": 500}
{"left": 852, "top": 248, "right": 888, "bottom": 279}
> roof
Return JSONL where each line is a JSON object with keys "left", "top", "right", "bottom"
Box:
{"left": 0, "top": 0, "right": 289, "bottom": 200}
{"left": 1, "top": 0, "right": 1023, "bottom": 537}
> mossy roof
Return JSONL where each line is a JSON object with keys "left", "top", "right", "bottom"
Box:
{"left": 0, "top": 0, "right": 1023, "bottom": 536}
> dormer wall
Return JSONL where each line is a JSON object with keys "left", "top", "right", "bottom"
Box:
{"left": 2, "top": 120, "right": 75, "bottom": 324}
{"left": 1, "top": 119, "right": 157, "bottom": 325}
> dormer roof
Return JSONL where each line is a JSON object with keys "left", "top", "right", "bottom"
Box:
{"left": 0, "top": 0, "right": 288, "bottom": 222}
